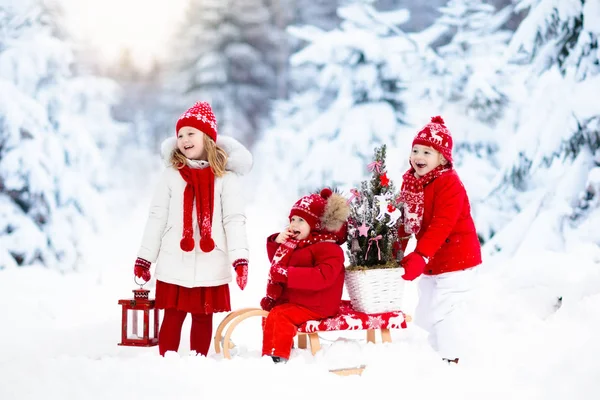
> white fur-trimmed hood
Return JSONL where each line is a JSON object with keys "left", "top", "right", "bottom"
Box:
{"left": 160, "top": 135, "right": 253, "bottom": 175}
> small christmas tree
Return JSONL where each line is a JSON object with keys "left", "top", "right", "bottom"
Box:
{"left": 346, "top": 145, "right": 402, "bottom": 270}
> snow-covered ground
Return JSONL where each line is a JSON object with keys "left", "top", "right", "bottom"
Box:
{"left": 2, "top": 176, "right": 600, "bottom": 400}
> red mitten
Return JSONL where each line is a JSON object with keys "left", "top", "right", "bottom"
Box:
{"left": 260, "top": 296, "right": 276, "bottom": 312}
{"left": 233, "top": 259, "right": 248, "bottom": 290}
{"left": 401, "top": 252, "right": 426, "bottom": 281}
{"left": 134, "top": 258, "right": 151, "bottom": 282}
{"left": 266, "top": 281, "right": 284, "bottom": 299}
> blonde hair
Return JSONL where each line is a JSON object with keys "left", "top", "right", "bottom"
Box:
{"left": 169, "top": 134, "right": 228, "bottom": 177}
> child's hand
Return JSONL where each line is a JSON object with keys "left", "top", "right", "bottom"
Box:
{"left": 401, "top": 252, "right": 426, "bottom": 281}
{"left": 275, "top": 227, "right": 297, "bottom": 244}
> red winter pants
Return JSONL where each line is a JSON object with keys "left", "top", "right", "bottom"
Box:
{"left": 262, "top": 303, "right": 323, "bottom": 359}
{"left": 158, "top": 308, "right": 213, "bottom": 356}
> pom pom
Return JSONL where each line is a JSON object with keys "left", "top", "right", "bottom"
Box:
{"left": 180, "top": 237, "right": 195, "bottom": 252}
{"left": 431, "top": 116, "right": 445, "bottom": 125}
{"left": 200, "top": 237, "right": 215, "bottom": 252}
{"left": 320, "top": 188, "right": 333, "bottom": 199}
{"left": 260, "top": 296, "right": 276, "bottom": 312}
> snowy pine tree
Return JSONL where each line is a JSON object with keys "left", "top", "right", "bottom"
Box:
{"left": 0, "top": 0, "right": 127, "bottom": 270}
{"left": 251, "top": 1, "right": 415, "bottom": 206}
{"left": 399, "top": 1, "right": 516, "bottom": 244}
{"left": 294, "top": 0, "right": 341, "bottom": 31}
{"left": 164, "top": 0, "right": 281, "bottom": 147}
{"left": 434, "top": 0, "right": 513, "bottom": 123}
{"left": 409, "top": 0, "right": 514, "bottom": 133}
{"left": 484, "top": 0, "right": 600, "bottom": 257}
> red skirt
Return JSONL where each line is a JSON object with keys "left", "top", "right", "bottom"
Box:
{"left": 155, "top": 280, "right": 231, "bottom": 314}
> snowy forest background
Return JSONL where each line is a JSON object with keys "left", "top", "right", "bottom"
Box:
{"left": 3, "top": 1, "right": 600, "bottom": 397}
{"left": 1, "top": 0, "right": 599, "bottom": 272}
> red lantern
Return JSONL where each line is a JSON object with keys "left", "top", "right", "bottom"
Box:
{"left": 118, "top": 283, "right": 159, "bottom": 347}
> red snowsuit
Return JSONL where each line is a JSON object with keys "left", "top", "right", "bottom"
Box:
{"left": 262, "top": 234, "right": 345, "bottom": 359}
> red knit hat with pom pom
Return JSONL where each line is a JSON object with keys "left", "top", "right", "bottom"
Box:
{"left": 412, "top": 116, "right": 453, "bottom": 163}
{"left": 289, "top": 188, "right": 333, "bottom": 231}
{"left": 176, "top": 101, "right": 218, "bottom": 141}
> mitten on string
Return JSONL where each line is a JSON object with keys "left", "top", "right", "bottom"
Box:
{"left": 134, "top": 258, "right": 151, "bottom": 282}
{"left": 233, "top": 259, "right": 248, "bottom": 290}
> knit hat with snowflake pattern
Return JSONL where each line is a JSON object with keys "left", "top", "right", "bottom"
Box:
{"left": 412, "top": 116, "right": 453, "bottom": 164}
{"left": 176, "top": 101, "right": 218, "bottom": 141}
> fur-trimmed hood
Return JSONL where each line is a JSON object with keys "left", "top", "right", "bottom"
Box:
{"left": 160, "top": 136, "right": 253, "bottom": 175}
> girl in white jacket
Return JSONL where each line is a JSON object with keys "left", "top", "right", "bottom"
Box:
{"left": 134, "top": 101, "right": 252, "bottom": 356}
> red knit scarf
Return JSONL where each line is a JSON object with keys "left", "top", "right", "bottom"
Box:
{"left": 178, "top": 165, "right": 215, "bottom": 252}
{"left": 267, "top": 232, "right": 337, "bottom": 299}
{"left": 397, "top": 165, "right": 450, "bottom": 235}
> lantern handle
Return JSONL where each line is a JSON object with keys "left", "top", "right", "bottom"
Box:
{"left": 134, "top": 276, "right": 148, "bottom": 288}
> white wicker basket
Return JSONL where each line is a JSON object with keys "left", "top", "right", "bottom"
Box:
{"left": 345, "top": 267, "right": 405, "bottom": 314}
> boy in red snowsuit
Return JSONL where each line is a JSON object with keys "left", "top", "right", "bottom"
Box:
{"left": 397, "top": 116, "right": 482, "bottom": 364}
{"left": 260, "top": 188, "right": 350, "bottom": 363}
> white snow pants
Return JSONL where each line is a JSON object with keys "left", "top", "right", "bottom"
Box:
{"left": 414, "top": 267, "right": 478, "bottom": 360}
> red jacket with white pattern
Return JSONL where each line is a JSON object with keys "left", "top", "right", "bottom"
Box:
{"left": 413, "top": 170, "right": 482, "bottom": 275}
{"left": 266, "top": 234, "right": 345, "bottom": 317}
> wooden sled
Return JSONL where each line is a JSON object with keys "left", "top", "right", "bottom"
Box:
{"left": 214, "top": 303, "right": 412, "bottom": 360}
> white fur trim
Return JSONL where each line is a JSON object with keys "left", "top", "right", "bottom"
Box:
{"left": 218, "top": 136, "right": 253, "bottom": 175}
{"left": 160, "top": 137, "right": 177, "bottom": 166}
{"left": 159, "top": 135, "right": 253, "bottom": 175}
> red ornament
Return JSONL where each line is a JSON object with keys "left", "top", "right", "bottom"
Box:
{"left": 387, "top": 203, "right": 396, "bottom": 212}
{"left": 380, "top": 173, "right": 390, "bottom": 187}
{"left": 118, "top": 286, "right": 159, "bottom": 347}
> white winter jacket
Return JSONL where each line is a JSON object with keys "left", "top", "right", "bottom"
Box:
{"left": 137, "top": 136, "right": 252, "bottom": 288}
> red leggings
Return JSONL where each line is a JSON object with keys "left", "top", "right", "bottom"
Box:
{"left": 262, "top": 303, "right": 323, "bottom": 359}
{"left": 159, "top": 308, "right": 213, "bottom": 356}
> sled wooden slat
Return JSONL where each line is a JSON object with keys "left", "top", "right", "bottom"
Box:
{"left": 297, "top": 333, "right": 307, "bottom": 349}
{"left": 308, "top": 333, "right": 321, "bottom": 354}
{"left": 366, "top": 329, "right": 376, "bottom": 344}
{"left": 214, "top": 308, "right": 262, "bottom": 354}
{"left": 222, "top": 309, "right": 269, "bottom": 359}
{"left": 329, "top": 365, "right": 366, "bottom": 376}
{"left": 381, "top": 328, "right": 392, "bottom": 343}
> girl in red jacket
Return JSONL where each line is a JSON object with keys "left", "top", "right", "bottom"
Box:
{"left": 260, "top": 188, "right": 350, "bottom": 363}
{"left": 397, "top": 116, "right": 482, "bottom": 364}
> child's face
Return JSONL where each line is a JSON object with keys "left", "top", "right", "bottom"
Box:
{"left": 288, "top": 216, "right": 311, "bottom": 240}
{"left": 410, "top": 144, "right": 446, "bottom": 178}
{"left": 177, "top": 127, "right": 207, "bottom": 160}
